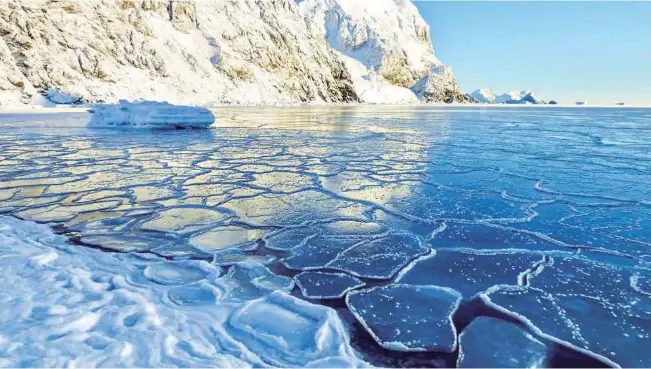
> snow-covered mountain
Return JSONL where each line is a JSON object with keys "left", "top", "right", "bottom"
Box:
{"left": 0, "top": 0, "right": 465, "bottom": 107}
{"left": 516, "top": 92, "right": 545, "bottom": 104}
{"left": 469, "top": 89, "right": 546, "bottom": 104}
{"left": 469, "top": 88, "right": 496, "bottom": 104}
{"left": 494, "top": 90, "right": 531, "bottom": 104}
{"left": 297, "top": 0, "right": 465, "bottom": 103}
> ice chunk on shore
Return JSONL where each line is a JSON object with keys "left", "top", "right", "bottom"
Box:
{"left": 216, "top": 262, "right": 294, "bottom": 301}
{"left": 457, "top": 317, "right": 548, "bottom": 368}
{"left": 295, "top": 271, "right": 365, "bottom": 299}
{"left": 88, "top": 100, "right": 215, "bottom": 129}
{"left": 228, "top": 291, "right": 360, "bottom": 367}
{"left": 346, "top": 284, "right": 462, "bottom": 352}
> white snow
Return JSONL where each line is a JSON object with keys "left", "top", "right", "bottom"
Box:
{"left": 469, "top": 88, "right": 497, "bottom": 104}
{"left": 297, "top": 0, "right": 462, "bottom": 103}
{"left": 338, "top": 54, "right": 419, "bottom": 104}
{"left": 298, "top": 0, "right": 441, "bottom": 74}
{"left": 470, "top": 89, "right": 547, "bottom": 104}
{"left": 0, "top": 215, "right": 365, "bottom": 367}
{"left": 88, "top": 100, "right": 215, "bottom": 129}
{"left": 494, "top": 90, "right": 532, "bottom": 104}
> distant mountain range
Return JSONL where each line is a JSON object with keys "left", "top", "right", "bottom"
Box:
{"left": 470, "top": 89, "right": 547, "bottom": 105}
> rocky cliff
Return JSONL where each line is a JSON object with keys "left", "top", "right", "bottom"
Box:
{"left": 0, "top": 0, "right": 464, "bottom": 107}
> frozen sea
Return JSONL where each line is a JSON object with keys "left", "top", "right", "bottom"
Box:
{"left": 0, "top": 106, "right": 649, "bottom": 367}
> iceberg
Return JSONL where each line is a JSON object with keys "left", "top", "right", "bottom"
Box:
{"left": 88, "top": 100, "right": 215, "bottom": 129}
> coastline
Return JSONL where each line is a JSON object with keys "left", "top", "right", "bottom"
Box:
{"left": 1, "top": 102, "right": 650, "bottom": 115}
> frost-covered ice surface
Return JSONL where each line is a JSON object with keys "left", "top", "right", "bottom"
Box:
{"left": 295, "top": 271, "right": 365, "bottom": 300}
{"left": 1, "top": 105, "right": 651, "bottom": 367}
{"left": 456, "top": 317, "right": 547, "bottom": 368}
{"left": 89, "top": 100, "right": 215, "bottom": 129}
{"left": 395, "top": 249, "right": 547, "bottom": 300}
{"left": 483, "top": 255, "right": 651, "bottom": 367}
{"left": 347, "top": 285, "right": 462, "bottom": 353}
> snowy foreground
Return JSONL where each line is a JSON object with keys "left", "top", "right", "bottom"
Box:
{"left": 0, "top": 106, "right": 650, "bottom": 367}
{"left": 0, "top": 216, "right": 363, "bottom": 367}
{"left": 88, "top": 101, "right": 215, "bottom": 129}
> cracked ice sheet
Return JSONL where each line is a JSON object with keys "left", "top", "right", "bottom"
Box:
{"left": 457, "top": 317, "right": 548, "bottom": 368}
{"left": 346, "top": 285, "right": 462, "bottom": 353}
{"left": 295, "top": 271, "right": 365, "bottom": 299}
{"left": 482, "top": 255, "right": 651, "bottom": 367}
{"left": 0, "top": 216, "right": 366, "bottom": 368}
{"left": 433, "top": 222, "right": 569, "bottom": 253}
{"left": 221, "top": 190, "right": 369, "bottom": 227}
{"left": 282, "top": 232, "right": 428, "bottom": 279}
{"left": 396, "top": 248, "right": 546, "bottom": 300}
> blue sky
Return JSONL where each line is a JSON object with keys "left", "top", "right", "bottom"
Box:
{"left": 413, "top": 1, "right": 651, "bottom": 105}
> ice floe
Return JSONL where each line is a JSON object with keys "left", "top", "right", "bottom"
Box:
{"left": 396, "top": 249, "right": 545, "bottom": 299}
{"left": 190, "top": 225, "right": 264, "bottom": 252}
{"left": 295, "top": 271, "right": 365, "bottom": 299}
{"left": 457, "top": 317, "right": 548, "bottom": 368}
{"left": 88, "top": 100, "right": 215, "bottom": 129}
{"left": 228, "top": 291, "right": 360, "bottom": 367}
{"left": 212, "top": 249, "right": 276, "bottom": 267}
{"left": 215, "top": 262, "right": 295, "bottom": 302}
{"left": 483, "top": 255, "right": 651, "bottom": 367}
{"left": 282, "top": 232, "right": 428, "bottom": 279}
{"left": 0, "top": 216, "right": 364, "bottom": 367}
{"left": 144, "top": 260, "right": 220, "bottom": 286}
{"left": 346, "top": 284, "right": 462, "bottom": 352}
{"left": 139, "top": 207, "right": 231, "bottom": 234}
